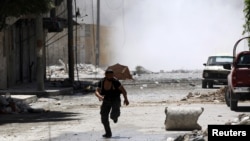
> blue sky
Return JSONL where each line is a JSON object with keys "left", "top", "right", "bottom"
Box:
{"left": 78, "top": 0, "right": 247, "bottom": 72}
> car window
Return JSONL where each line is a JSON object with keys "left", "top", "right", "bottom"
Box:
{"left": 238, "top": 54, "right": 250, "bottom": 65}
{"left": 207, "top": 56, "right": 233, "bottom": 66}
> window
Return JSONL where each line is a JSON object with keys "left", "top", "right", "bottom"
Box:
{"left": 238, "top": 55, "right": 250, "bottom": 65}
{"left": 207, "top": 56, "right": 233, "bottom": 66}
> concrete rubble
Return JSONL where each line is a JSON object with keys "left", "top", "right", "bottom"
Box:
{"left": 167, "top": 129, "right": 208, "bottom": 141}
{"left": 181, "top": 87, "right": 226, "bottom": 103}
{"left": 226, "top": 114, "right": 250, "bottom": 125}
{"left": 0, "top": 93, "right": 47, "bottom": 114}
{"left": 166, "top": 114, "right": 250, "bottom": 141}
{"left": 46, "top": 63, "right": 105, "bottom": 79}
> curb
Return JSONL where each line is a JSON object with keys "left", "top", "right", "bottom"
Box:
{"left": 0, "top": 87, "right": 73, "bottom": 104}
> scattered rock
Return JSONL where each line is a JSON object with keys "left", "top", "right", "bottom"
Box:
{"left": 0, "top": 94, "right": 47, "bottom": 114}
{"left": 226, "top": 114, "right": 250, "bottom": 125}
{"left": 174, "top": 114, "right": 250, "bottom": 141}
{"left": 173, "top": 129, "right": 208, "bottom": 141}
{"left": 184, "top": 87, "right": 226, "bottom": 103}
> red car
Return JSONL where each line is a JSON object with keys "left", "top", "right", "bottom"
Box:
{"left": 224, "top": 37, "right": 250, "bottom": 111}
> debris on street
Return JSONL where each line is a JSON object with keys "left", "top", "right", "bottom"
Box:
{"left": 226, "top": 114, "right": 250, "bottom": 125}
{"left": 1, "top": 66, "right": 246, "bottom": 140}
{"left": 169, "top": 129, "right": 208, "bottom": 141}
{"left": 181, "top": 87, "right": 226, "bottom": 103}
{"left": 46, "top": 63, "right": 105, "bottom": 79}
{"left": 0, "top": 94, "right": 48, "bottom": 114}
{"left": 172, "top": 114, "right": 250, "bottom": 141}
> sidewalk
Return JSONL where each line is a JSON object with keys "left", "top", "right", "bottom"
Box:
{"left": 0, "top": 81, "right": 74, "bottom": 104}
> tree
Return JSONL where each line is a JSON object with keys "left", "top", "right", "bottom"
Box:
{"left": 0, "top": 0, "right": 54, "bottom": 31}
{"left": 243, "top": 0, "right": 250, "bottom": 47}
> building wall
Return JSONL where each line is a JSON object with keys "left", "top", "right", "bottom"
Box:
{"left": 45, "top": 0, "right": 113, "bottom": 69}
{"left": 75, "top": 25, "right": 86, "bottom": 64}
{"left": 46, "top": 29, "right": 68, "bottom": 66}
{"left": 45, "top": 25, "right": 86, "bottom": 66}
{"left": 0, "top": 32, "right": 7, "bottom": 89}
{"left": 55, "top": 0, "right": 67, "bottom": 19}
{"left": 0, "top": 19, "right": 38, "bottom": 89}
{"left": 0, "top": 0, "right": 68, "bottom": 89}
{"left": 84, "top": 24, "right": 96, "bottom": 64}
{"left": 99, "top": 25, "right": 112, "bottom": 67}
{"left": 84, "top": 24, "right": 111, "bottom": 67}
{"left": 13, "top": 20, "right": 37, "bottom": 84}
{"left": 46, "top": 24, "right": 111, "bottom": 68}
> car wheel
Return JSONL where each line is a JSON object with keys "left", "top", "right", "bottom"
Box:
{"left": 208, "top": 82, "right": 213, "bottom": 88}
{"left": 230, "top": 92, "right": 238, "bottom": 111}
{"left": 224, "top": 87, "right": 230, "bottom": 107}
{"left": 202, "top": 81, "right": 207, "bottom": 88}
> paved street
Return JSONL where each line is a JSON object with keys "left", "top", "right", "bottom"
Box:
{"left": 0, "top": 82, "right": 250, "bottom": 141}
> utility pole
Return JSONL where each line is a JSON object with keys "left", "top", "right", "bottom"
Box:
{"left": 96, "top": 0, "right": 100, "bottom": 67}
{"left": 35, "top": 15, "right": 44, "bottom": 91}
{"left": 67, "top": 0, "right": 74, "bottom": 84}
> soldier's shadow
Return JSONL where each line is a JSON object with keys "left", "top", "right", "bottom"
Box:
{"left": 0, "top": 111, "right": 80, "bottom": 125}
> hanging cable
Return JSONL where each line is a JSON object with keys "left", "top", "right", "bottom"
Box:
{"left": 45, "top": 27, "right": 79, "bottom": 47}
{"left": 45, "top": 32, "right": 68, "bottom": 47}
{"left": 92, "top": 0, "right": 96, "bottom": 60}
{"left": 92, "top": 0, "right": 98, "bottom": 78}
{"left": 74, "top": 0, "right": 80, "bottom": 85}
{"left": 45, "top": 35, "right": 51, "bottom": 80}
{"left": 46, "top": 32, "right": 60, "bottom": 43}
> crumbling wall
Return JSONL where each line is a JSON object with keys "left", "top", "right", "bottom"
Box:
{"left": 46, "top": 24, "right": 111, "bottom": 68}
{"left": 46, "top": 29, "right": 68, "bottom": 66}
{"left": 1, "top": 20, "right": 37, "bottom": 88}
{"left": 46, "top": 25, "right": 87, "bottom": 66}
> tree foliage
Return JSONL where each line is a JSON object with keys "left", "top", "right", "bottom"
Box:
{"left": 0, "top": 0, "right": 54, "bottom": 31}
{"left": 0, "top": 0, "right": 54, "bottom": 17}
{"left": 243, "top": 0, "right": 250, "bottom": 35}
{"left": 243, "top": 0, "right": 250, "bottom": 48}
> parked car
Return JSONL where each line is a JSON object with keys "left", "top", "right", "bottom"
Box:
{"left": 224, "top": 50, "right": 250, "bottom": 110}
{"left": 223, "top": 37, "right": 250, "bottom": 111}
{"left": 202, "top": 54, "right": 233, "bottom": 88}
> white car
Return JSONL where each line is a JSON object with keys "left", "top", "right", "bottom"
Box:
{"left": 202, "top": 54, "right": 233, "bottom": 88}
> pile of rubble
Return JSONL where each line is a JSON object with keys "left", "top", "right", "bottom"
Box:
{"left": 46, "top": 63, "right": 105, "bottom": 79}
{"left": 0, "top": 94, "right": 47, "bottom": 114}
{"left": 168, "top": 114, "right": 250, "bottom": 141}
{"left": 167, "top": 129, "right": 208, "bottom": 141}
{"left": 226, "top": 113, "right": 250, "bottom": 125}
{"left": 181, "top": 87, "right": 226, "bottom": 103}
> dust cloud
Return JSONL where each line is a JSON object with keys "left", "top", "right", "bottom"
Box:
{"left": 78, "top": 0, "right": 246, "bottom": 72}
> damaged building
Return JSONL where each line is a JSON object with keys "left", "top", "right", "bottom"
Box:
{"left": 0, "top": 0, "right": 113, "bottom": 90}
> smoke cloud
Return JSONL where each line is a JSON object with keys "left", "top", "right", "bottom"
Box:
{"left": 79, "top": 0, "right": 246, "bottom": 72}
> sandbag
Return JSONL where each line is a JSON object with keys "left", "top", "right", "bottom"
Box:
{"left": 164, "top": 106, "right": 204, "bottom": 130}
